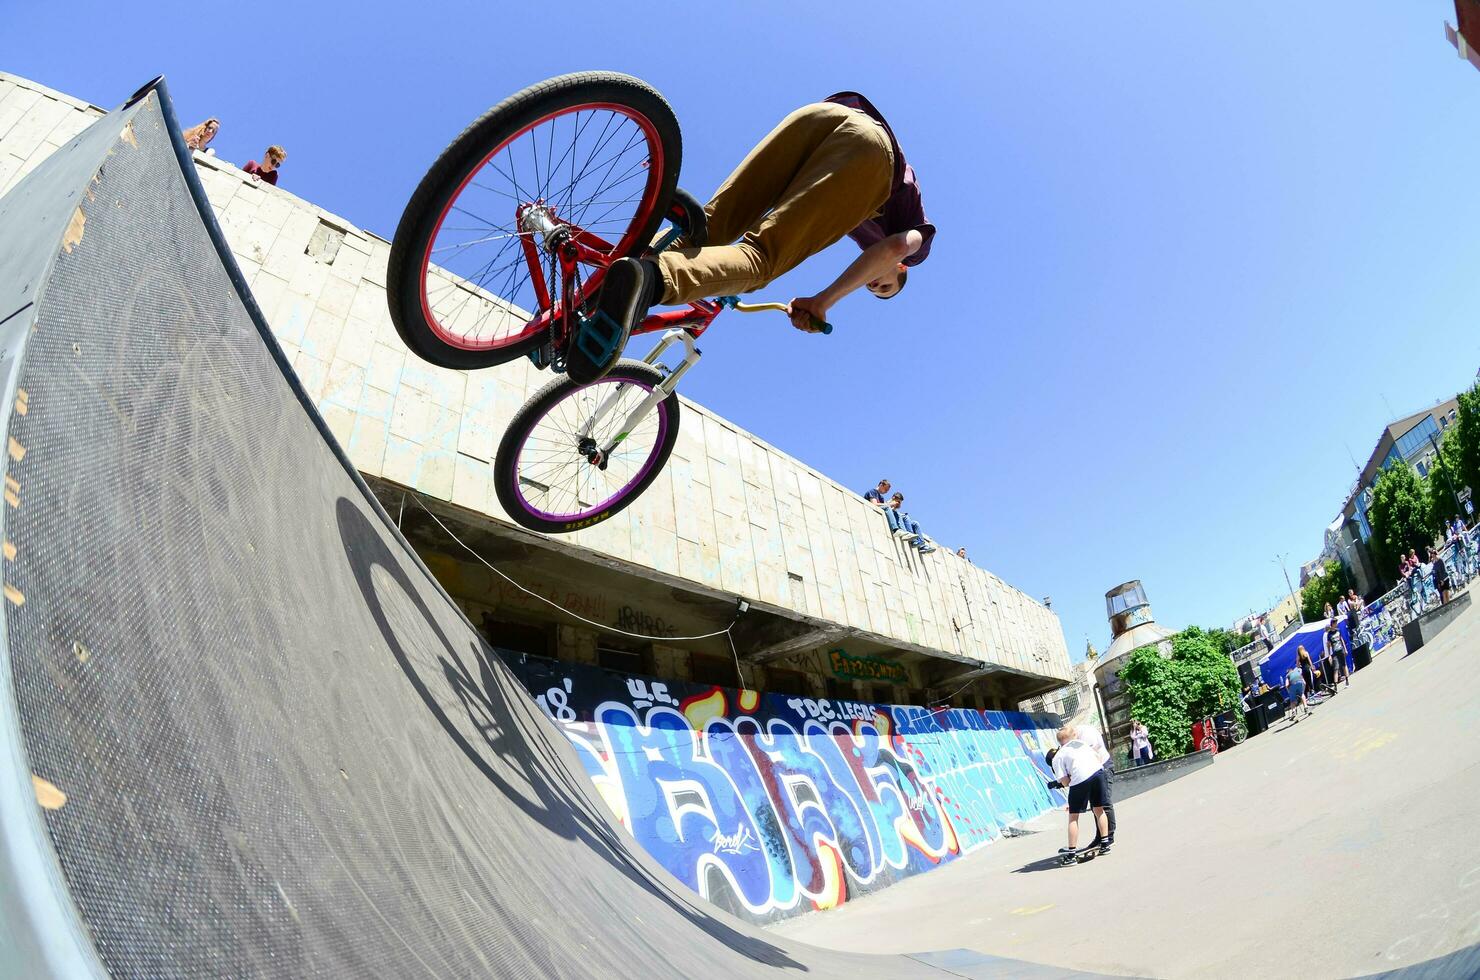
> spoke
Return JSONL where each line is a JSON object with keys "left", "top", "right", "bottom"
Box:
{"left": 568, "top": 129, "right": 647, "bottom": 231}
{"left": 466, "top": 179, "right": 524, "bottom": 205}
{"left": 553, "top": 112, "right": 626, "bottom": 221}
{"left": 430, "top": 230, "right": 528, "bottom": 253}
{"left": 546, "top": 126, "right": 646, "bottom": 218}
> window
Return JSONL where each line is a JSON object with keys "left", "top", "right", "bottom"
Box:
{"left": 1394, "top": 416, "right": 1439, "bottom": 463}
{"left": 480, "top": 618, "right": 551, "bottom": 660}
{"left": 872, "top": 684, "right": 894, "bottom": 705}
{"left": 765, "top": 667, "right": 810, "bottom": 698}
{"left": 1417, "top": 460, "right": 1429, "bottom": 478}
{"left": 824, "top": 677, "right": 849, "bottom": 701}
{"left": 597, "top": 644, "right": 649, "bottom": 676}
{"left": 690, "top": 653, "right": 736, "bottom": 687}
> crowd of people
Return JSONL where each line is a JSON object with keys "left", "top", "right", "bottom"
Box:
{"left": 182, "top": 117, "right": 289, "bottom": 188}
{"left": 1279, "top": 604, "right": 1355, "bottom": 722}
{"left": 863, "top": 479, "right": 938, "bottom": 554}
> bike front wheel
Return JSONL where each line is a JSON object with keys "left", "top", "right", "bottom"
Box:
{"left": 494, "top": 360, "right": 680, "bottom": 533}
{"left": 387, "top": 72, "right": 682, "bottom": 369}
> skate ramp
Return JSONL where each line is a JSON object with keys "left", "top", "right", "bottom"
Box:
{"left": 0, "top": 79, "right": 1093, "bottom": 978}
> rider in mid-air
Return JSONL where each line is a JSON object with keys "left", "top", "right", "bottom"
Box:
{"left": 565, "top": 92, "right": 936, "bottom": 383}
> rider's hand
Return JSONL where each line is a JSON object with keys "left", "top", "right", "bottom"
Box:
{"left": 788, "top": 296, "right": 830, "bottom": 333}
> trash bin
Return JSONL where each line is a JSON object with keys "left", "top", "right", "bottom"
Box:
{"left": 1351, "top": 642, "right": 1372, "bottom": 672}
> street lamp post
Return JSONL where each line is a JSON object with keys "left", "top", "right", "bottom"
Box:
{"left": 1274, "top": 552, "right": 1303, "bottom": 625}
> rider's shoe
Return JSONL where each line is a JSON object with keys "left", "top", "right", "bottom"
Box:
{"left": 566, "top": 257, "right": 657, "bottom": 385}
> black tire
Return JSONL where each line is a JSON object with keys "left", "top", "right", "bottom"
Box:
{"left": 387, "top": 72, "right": 683, "bottom": 370}
{"left": 494, "top": 360, "right": 680, "bottom": 533}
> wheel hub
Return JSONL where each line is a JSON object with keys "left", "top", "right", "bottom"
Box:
{"left": 577, "top": 436, "right": 608, "bottom": 470}
{"left": 517, "top": 202, "right": 567, "bottom": 251}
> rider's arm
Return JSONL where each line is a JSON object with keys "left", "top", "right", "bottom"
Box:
{"left": 789, "top": 230, "right": 924, "bottom": 330}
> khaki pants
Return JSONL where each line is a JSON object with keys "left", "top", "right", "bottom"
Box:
{"left": 656, "top": 102, "right": 894, "bottom": 305}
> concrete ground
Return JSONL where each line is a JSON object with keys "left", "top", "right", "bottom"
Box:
{"left": 771, "top": 599, "right": 1480, "bottom": 978}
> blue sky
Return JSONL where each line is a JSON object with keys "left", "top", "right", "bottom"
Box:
{"left": 7, "top": 1, "right": 1479, "bottom": 662}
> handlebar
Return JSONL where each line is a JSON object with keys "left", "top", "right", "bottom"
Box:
{"left": 720, "top": 297, "right": 833, "bottom": 334}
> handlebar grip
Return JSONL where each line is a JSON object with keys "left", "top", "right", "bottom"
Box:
{"left": 813, "top": 317, "right": 833, "bottom": 335}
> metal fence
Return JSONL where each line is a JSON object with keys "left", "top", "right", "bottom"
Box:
{"left": 1230, "top": 528, "right": 1477, "bottom": 664}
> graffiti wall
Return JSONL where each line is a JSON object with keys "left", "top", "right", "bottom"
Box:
{"left": 505, "top": 655, "right": 1066, "bottom": 924}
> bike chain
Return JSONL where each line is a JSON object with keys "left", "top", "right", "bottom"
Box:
{"left": 545, "top": 247, "right": 566, "bottom": 373}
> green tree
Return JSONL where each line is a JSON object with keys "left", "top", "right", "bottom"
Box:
{"left": 1426, "top": 431, "right": 1466, "bottom": 533}
{"left": 1170, "top": 627, "right": 1242, "bottom": 723}
{"left": 1367, "top": 463, "right": 1434, "bottom": 583}
{"left": 1299, "top": 559, "right": 1352, "bottom": 623}
{"left": 1118, "top": 628, "right": 1242, "bottom": 758}
{"left": 1118, "top": 644, "right": 1186, "bottom": 759}
{"left": 1202, "top": 627, "right": 1256, "bottom": 656}
{"left": 1452, "top": 382, "right": 1480, "bottom": 503}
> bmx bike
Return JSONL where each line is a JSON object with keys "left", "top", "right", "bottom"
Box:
{"left": 385, "top": 71, "right": 829, "bottom": 533}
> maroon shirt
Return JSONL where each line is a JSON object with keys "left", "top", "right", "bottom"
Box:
{"left": 825, "top": 91, "right": 935, "bottom": 267}
{"left": 244, "top": 160, "right": 279, "bottom": 186}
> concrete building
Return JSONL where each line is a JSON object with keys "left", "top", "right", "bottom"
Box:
{"left": 1333, "top": 398, "right": 1462, "bottom": 594}
{"left": 0, "top": 73, "right": 1073, "bottom": 709}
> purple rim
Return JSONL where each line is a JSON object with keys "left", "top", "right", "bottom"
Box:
{"left": 513, "top": 376, "right": 670, "bottom": 523}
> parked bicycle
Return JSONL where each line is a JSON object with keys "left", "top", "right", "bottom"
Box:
{"left": 385, "top": 72, "right": 831, "bottom": 533}
{"left": 1193, "top": 712, "right": 1245, "bottom": 755}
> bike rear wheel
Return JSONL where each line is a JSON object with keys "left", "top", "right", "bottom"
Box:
{"left": 387, "top": 72, "right": 682, "bottom": 369}
{"left": 494, "top": 361, "right": 680, "bottom": 533}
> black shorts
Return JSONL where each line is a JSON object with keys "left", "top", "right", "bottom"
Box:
{"left": 1067, "top": 770, "right": 1109, "bottom": 814}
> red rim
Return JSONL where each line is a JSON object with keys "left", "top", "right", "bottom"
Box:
{"left": 417, "top": 101, "right": 666, "bottom": 354}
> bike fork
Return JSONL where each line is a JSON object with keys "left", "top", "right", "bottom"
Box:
{"left": 577, "top": 327, "right": 701, "bottom": 452}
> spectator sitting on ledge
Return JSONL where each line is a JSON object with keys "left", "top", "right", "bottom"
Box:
{"left": 244, "top": 144, "right": 287, "bottom": 186}
{"left": 863, "top": 478, "right": 891, "bottom": 509}
{"left": 884, "top": 493, "right": 935, "bottom": 554}
{"left": 956, "top": 547, "right": 967, "bottom": 559}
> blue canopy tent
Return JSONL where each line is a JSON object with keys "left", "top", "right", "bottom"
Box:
{"left": 1257, "top": 619, "right": 1354, "bottom": 693}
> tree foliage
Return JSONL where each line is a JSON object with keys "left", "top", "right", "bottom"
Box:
{"left": 1426, "top": 434, "right": 1466, "bottom": 534}
{"left": 1299, "top": 559, "right": 1353, "bottom": 624}
{"left": 1202, "top": 627, "right": 1256, "bottom": 656}
{"left": 1452, "top": 382, "right": 1480, "bottom": 506}
{"left": 1118, "top": 645, "right": 1186, "bottom": 760}
{"left": 1171, "top": 627, "right": 1242, "bottom": 722}
{"left": 1367, "top": 463, "right": 1434, "bottom": 583}
{"left": 1118, "top": 627, "right": 1242, "bottom": 758}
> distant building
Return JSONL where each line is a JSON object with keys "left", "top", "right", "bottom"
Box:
{"left": 1266, "top": 592, "right": 1302, "bottom": 633}
{"left": 1333, "top": 398, "right": 1461, "bottom": 594}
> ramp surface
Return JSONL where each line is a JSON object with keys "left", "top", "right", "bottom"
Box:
{"left": 0, "top": 81, "right": 1090, "bottom": 979}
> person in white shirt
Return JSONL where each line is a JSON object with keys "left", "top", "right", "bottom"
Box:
{"left": 1129, "top": 719, "right": 1153, "bottom": 767}
{"left": 1074, "top": 723, "right": 1116, "bottom": 844}
{"left": 1045, "top": 726, "right": 1111, "bottom": 854}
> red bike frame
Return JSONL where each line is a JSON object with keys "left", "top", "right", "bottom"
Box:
{"left": 516, "top": 202, "right": 721, "bottom": 348}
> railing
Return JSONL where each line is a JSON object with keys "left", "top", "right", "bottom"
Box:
{"left": 1231, "top": 528, "right": 1476, "bottom": 662}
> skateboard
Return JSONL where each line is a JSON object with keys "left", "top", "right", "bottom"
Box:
{"left": 1057, "top": 840, "right": 1109, "bottom": 866}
